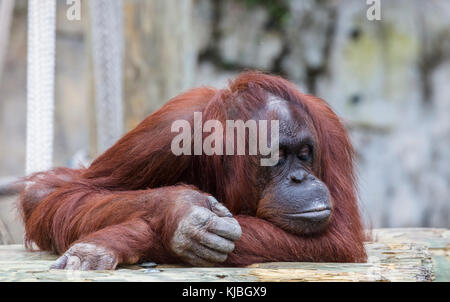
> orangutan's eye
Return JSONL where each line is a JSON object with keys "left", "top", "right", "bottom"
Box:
{"left": 298, "top": 145, "right": 312, "bottom": 162}
{"left": 278, "top": 148, "right": 286, "bottom": 159}
{"left": 274, "top": 147, "right": 287, "bottom": 166}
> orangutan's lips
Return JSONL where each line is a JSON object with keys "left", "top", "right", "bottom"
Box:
{"left": 282, "top": 208, "right": 331, "bottom": 221}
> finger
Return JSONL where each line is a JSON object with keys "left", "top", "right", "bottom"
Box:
{"left": 208, "top": 216, "right": 242, "bottom": 241}
{"left": 196, "top": 231, "right": 235, "bottom": 253}
{"left": 97, "top": 256, "right": 118, "bottom": 270}
{"left": 182, "top": 250, "right": 215, "bottom": 267}
{"left": 65, "top": 255, "right": 82, "bottom": 270}
{"left": 50, "top": 254, "right": 68, "bottom": 269}
{"left": 80, "top": 260, "right": 93, "bottom": 271}
{"left": 207, "top": 196, "right": 232, "bottom": 217}
{"left": 79, "top": 256, "right": 117, "bottom": 271}
{"left": 189, "top": 241, "right": 228, "bottom": 263}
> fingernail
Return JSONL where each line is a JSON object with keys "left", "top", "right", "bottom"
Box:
{"left": 207, "top": 196, "right": 218, "bottom": 204}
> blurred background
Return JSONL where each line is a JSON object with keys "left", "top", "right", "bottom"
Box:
{"left": 0, "top": 0, "right": 449, "bottom": 244}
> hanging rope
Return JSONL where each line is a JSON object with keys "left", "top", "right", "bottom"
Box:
{"left": 0, "top": 0, "right": 15, "bottom": 86}
{"left": 90, "top": 0, "right": 124, "bottom": 154}
{"left": 26, "top": 0, "right": 56, "bottom": 175}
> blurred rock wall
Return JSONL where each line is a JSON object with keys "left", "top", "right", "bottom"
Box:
{"left": 193, "top": 0, "right": 450, "bottom": 228}
{"left": 0, "top": 0, "right": 449, "bottom": 230}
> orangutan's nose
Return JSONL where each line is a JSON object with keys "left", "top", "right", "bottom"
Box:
{"left": 289, "top": 170, "right": 312, "bottom": 183}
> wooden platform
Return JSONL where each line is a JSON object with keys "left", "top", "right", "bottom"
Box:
{"left": 0, "top": 228, "right": 448, "bottom": 282}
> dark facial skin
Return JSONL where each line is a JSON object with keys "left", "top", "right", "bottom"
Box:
{"left": 256, "top": 100, "right": 332, "bottom": 236}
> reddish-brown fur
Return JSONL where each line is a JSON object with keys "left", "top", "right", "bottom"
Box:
{"left": 19, "top": 71, "right": 367, "bottom": 266}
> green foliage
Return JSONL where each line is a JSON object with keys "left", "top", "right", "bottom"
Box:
{"left": 240, "top": 0, "right": 290, "bottom": 29}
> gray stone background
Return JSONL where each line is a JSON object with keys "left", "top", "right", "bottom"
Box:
{"left": 0, "top": 0, "right": 449, "bottom": 243}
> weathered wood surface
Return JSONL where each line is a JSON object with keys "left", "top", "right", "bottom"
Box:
{"left": 0, "top": 228, "right": 447, "bottom": 282}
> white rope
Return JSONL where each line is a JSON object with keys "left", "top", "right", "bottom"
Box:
{"left": 26, "top": 0, "right": 56, "bottom": 175}
{"left": 0, "top": 176, "right": 23, "bottom": 196}
{"left": 0, "top": 0, "right": 15, "bottom": 85}
{"left": 90, "top": 0, "right": 124, "bottom": 154}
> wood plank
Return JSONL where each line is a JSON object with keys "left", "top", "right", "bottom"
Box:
{"left": 0, "top": 228, "right": 448, "bottom": 282}
{"left": 371, "top": 228, "right": 450, "bottom": 282}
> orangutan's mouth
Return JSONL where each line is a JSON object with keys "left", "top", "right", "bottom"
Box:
{"left": 281, "top": 207, "right": 331, "bottom": 222}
